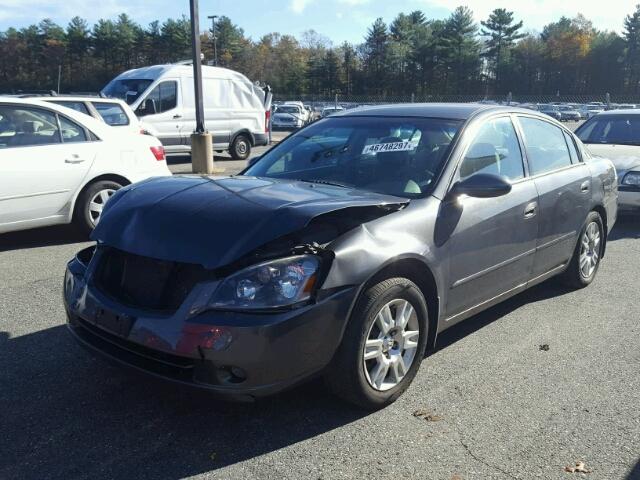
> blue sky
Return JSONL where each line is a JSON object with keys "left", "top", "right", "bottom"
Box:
{"left": 0, "top": 0, "right": 635, "bottom": 44}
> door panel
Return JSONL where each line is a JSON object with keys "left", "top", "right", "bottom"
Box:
{"left": 444, "top": 116, "right": 538, "bottom": 318}
{"left": 137, "top": 80, "right": 182, "bottom": 149}
{"left": 531, "top": 165, "right": 591, "bottom": 276}
{"left": 445, "top": 181, "right": 539, "bottom": 317}
{"left": 516, "top": 116, "right": 591, "bottom": 276}
{"left": 0, "top": 105, "right": 94, "bottom": 226}
{"left": 0, "top": 143, "right": 94, "bottom": 225}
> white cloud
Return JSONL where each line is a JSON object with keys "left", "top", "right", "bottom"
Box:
{"left": 0, "top": 0, "right": 149, "bottom": 25}
{"left": 337, "top": 0, "right": 372, "bottom": 4}
{"left": 420, "top": 0, "right": 634, "bottom": 32}
{"left": 290, "top": 0, "right": 314, "bottom": 14}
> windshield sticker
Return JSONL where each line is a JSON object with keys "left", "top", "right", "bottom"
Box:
{"left": 362, "top": 140, "right": 418, "bottom": 155}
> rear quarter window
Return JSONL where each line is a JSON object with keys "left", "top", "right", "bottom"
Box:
{"left": 92, "top": 102, "right": 130, "bottom": 126}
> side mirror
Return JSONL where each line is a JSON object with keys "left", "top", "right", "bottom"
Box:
{"left": 137, "top": 98, "right": 157, "bottom": 116}
{"left": 449, "top": 173, "right": 512, "bottom": 199}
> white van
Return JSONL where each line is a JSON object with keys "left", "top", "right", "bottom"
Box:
{"left": 102, "top": 64, "right": 271, "bottom": 159}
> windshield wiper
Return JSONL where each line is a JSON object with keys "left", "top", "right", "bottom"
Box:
{"left": 297, "top": 178, "right": 353, "bottom": 189}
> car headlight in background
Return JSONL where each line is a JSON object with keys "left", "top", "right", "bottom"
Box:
{"left": 208, "top": 255, "right": 320, "bottom": 310}
{"left": 622, "top": 171, "right": 640, "bottom": 186}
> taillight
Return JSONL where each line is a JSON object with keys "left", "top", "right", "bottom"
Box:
{"left": 150, "top": 146, "right": 165, "bottom": 161}
{"left": 265, "top": 110, "right": 271, "bottom": 133}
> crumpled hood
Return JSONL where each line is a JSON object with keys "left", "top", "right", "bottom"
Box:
{"left": 586, "top": 144, "right": 640, "bottom": 176}
{"left": 91, "top": 176, "right": 408, "bottom": 269}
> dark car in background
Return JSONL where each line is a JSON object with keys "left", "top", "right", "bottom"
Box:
{"left": 64, "top": 104, "right": 617, "bottom": 409}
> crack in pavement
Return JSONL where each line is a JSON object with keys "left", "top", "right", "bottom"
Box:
{"left": 456, "top": 434, "right": 520, "bottom": 480}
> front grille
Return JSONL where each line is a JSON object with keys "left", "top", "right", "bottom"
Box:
{"left": 95, "top": 247, "right": 214, "bottom": 312}
{"left": 73, "top": 316, "right": 196, "bottom": 381}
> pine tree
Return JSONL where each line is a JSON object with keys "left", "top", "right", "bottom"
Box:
{"left": 481, "top": 8, "right": 524, "bottom": 91}
{"left": 624, "top": 4, "right": 640, "bottom": 92}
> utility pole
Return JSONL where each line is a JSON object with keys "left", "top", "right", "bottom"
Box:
{"left": 208, "top": 15, "right": 218, "bottom": 66}
{"left": 189, "top": 0, "right": 215, "bottom": 173}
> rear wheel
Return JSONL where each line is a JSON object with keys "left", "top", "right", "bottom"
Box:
{"left": 325, "top": 278, "right": 429, "bottom": 410}
{"left": 561, "top": 211, "right": 604, "bottom": 288}
{"left": 230, "top": 134, "right": 251, "bottom": 160}
{"left": 74, "top": 180, "right": 123, "bottom": 234}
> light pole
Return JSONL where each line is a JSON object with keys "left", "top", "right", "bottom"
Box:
{"left": 189, "top": 0, "right": 214, "bottom": 173}
{"left": 208, "top": 15, "right": 218, "bottom": 66}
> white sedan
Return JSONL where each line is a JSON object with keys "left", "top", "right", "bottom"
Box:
{"left": 575, "top": 109, "right": 640, "bottom": 211}
{"left": 0, "top": 97, "right": 171, "bottom": 234}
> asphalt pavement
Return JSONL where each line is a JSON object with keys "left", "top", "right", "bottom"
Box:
{"left": 1, "top": 121, "right": 639, "bottom": 480}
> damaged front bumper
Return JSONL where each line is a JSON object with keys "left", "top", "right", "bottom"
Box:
{"left": 64, "top": 249, "right": 357, "bottom": 399}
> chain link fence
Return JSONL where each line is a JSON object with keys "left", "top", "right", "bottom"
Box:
{"left": 273, "top": 92, "right": 640, "bottom": 108}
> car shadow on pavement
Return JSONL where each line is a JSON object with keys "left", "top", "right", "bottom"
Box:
{"left": 608, "top": 214, "right": 640, "bottom": 241}
{"left": 627, "top": 458, "right": 640, "bottom": 480}
{"left": 433, "top": 279, "right": 574, "bottom": 353}
{"left": 0, "top": 327, "right": 367, "bottom": 480}
{"left": 0, "top": 224, "right": 88, "bottom": 252}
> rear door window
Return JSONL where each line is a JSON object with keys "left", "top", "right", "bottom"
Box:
{"left": 518, "top": 117, "right": 572, "bottom": 175}
{"left": 0, "top": 106, "right": 61, "bottom": 148}
{"left": 92, "top": 102, "right": 130, "bottom": 126}
{"left": 50, "top": 101, "right": 91, "bottom": 116}
{"left": 59, "top": 116, "right": 88, "bottom": 143}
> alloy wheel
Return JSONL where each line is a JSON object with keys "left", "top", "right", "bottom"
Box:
{"left": 579, "top": 221, "right": 601, "bottom": 279}
{"left": 88, "top": 188, "right": 116, "bottom": 226}
{"left": 363, "top": 299, "right": 420, "bottom": 391}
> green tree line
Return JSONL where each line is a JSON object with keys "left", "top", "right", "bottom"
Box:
{"left": 2, "top": 5, "right": 640, "bottom": 97}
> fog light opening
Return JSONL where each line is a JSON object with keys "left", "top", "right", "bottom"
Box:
{"left": 216, "top": 366, "right": 247, "bottom": 384}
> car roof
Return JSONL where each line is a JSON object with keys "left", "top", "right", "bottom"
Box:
{"left": 113, "top": 64, "right": 253, "bottom": 84}
{"left": 335, "top": 103, "right": 532, "bottom": 120}
{"left": 596, "top": 109, "right": 640, "bottom": 115}
{"left": 0, "top": 96, "right": 116, "bottom": 136}
{"left": 40, "top": 96, "right": 126, "bottom": 105}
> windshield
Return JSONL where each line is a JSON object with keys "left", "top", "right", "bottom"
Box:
{"left": 576, "top": 114, "right": 640, "bottom": 146}
{"left": 276, "top": 106, "right": 300, "bottom": 114}
{"left": 102, "top": 79, "right": 153, "bottom": 104}
{"left": 244, "top": 116, "right": 462, "bottom": 198}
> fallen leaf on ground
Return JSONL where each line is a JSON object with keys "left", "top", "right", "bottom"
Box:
{"left": 564, "top": 461, "right": 591, "bottom": 473}
{"left": 539, "top": 344, "right": 550, "bottom": 351}
{"left": 412, "top": 408, "right": 443, "bottom": 422}
{"left": 451, "top": 475, "right": 463, "bottom": 480}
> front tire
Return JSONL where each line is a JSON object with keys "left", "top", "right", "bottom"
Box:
{"left": 561, "top": 211, "right": 604, "bottom": 288}
{"left": 74, "top": 180, "right": 122, "bottom": 234}
{"left": 230, "top": 134, "right": 251, "bottom": 160}
{"left": 325, "top": 278, "right": 429, "bottom": 410}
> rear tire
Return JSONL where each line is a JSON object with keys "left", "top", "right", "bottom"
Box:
{"left": 73, "top": 180, "right": 122, "bottom": 235}
{"left": 561, "top": 211, "right": 604, "bottom": 288}
{"left": 230, "top": 134, "right": 251, "bottom": 160}
{"left": 325, "top": 278, "right": 429, "bottom": 410}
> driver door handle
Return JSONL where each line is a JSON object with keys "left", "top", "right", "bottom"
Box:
{"left": 580, "top": 181, "right": 590, "bottom": 193}
{"left": 524, "top": 202, "right": 537, "bottom": 218}
{"left": 173, "top": 114, "right": 183, "bottom": 119}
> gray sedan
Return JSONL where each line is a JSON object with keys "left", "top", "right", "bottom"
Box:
{"left": 64, "top": 104, "right": 618, "bottom": 410}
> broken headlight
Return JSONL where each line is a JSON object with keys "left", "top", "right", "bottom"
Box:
{"left": 208, "top": 255, "right": 320, "bottom": 310}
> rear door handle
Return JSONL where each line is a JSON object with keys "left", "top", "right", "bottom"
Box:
{"left": 524, "top": 202, "right": 537, "bottom": 218}
{"left": 580, "top": 181, "right": 590, "bottom": 193}
{"left": 173, "top": 114, "right": 183, "bottom": 119}
{"left": 65, "top": 154, "right": 85, "bottom": 164}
